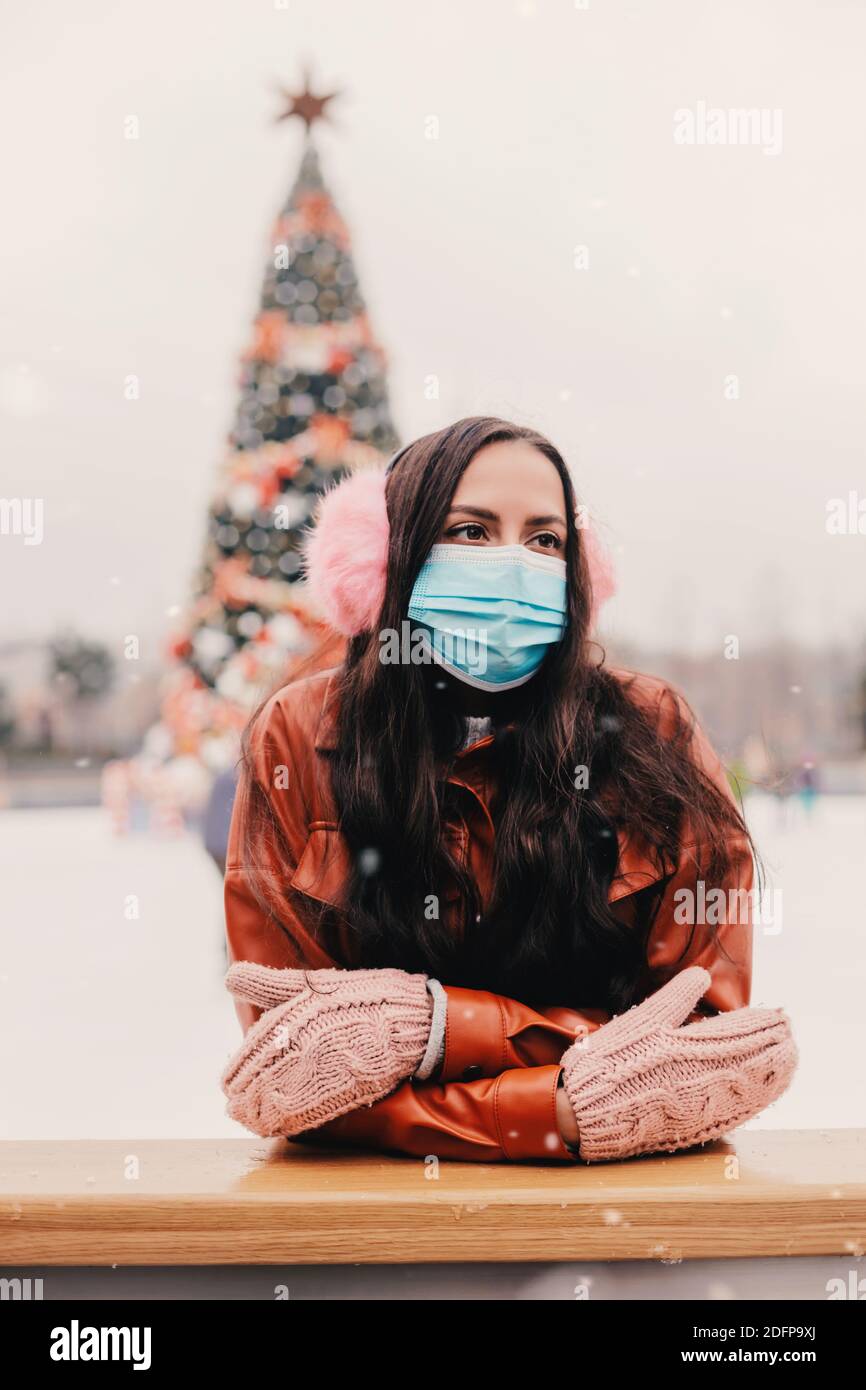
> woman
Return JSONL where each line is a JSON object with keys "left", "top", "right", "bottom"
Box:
{"left": 220, "top": 417, "right": 797, "bottom": 1163}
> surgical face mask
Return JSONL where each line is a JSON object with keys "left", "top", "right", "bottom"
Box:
{"left": 406, "top": 543, "right": 568, "bottom": 691}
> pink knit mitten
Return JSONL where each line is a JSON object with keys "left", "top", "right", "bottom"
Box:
{"left": 560, "top": 966, "right": 798, "bottom": 1162}
{"left": 221, "top": 962, "right": 434, "bottom": 1138}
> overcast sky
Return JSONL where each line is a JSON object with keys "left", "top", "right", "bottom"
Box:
{"left": 2, "top": 0, "right": 865, "bottom": 662}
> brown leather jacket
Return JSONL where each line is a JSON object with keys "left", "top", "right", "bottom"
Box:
{"left": 224, "top": 665, "right": 753, "bottom": 1163}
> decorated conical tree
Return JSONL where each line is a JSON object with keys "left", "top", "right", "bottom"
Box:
{"left": 130, "top": 78, "right": 400, "bottom": 816}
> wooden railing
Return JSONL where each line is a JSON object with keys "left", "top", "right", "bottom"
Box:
{"left": 1, "top": 1130, "right": 864, "bottom": 1266}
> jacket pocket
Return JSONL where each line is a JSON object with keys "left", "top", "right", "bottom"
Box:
{"left": 289, "top": 822, "right": 353, "bottom": 908}
{"left": 608, "top": 823, "right": 667, "bottom": 903}
{"left": 290, "top": 818, "right": 472, "bottom": 911}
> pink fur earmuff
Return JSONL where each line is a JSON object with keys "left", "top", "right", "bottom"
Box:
{"left": 302, "top": 466, "right": 617, "bottom": 638}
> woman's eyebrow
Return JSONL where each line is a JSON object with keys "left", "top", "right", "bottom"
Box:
{"left": 447, "top": 506, "right": 567, "bottom": 527}
{"left": 447, "top": 505, "right": 500, "bottom": 520}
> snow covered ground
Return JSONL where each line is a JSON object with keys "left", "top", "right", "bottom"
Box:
{"left": 1, "top": 795, "right": 863, "bottom": 1140}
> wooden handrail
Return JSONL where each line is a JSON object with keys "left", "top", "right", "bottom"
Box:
{"left": 1, "top": 1130, "right": 864, "bottom": 1265}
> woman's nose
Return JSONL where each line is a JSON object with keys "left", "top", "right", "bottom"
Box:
{"left": 499, "top": 525, "right": 524, "bottom": 548}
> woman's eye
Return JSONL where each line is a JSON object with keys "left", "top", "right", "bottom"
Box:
{"left": 530, "top": 532, "right": 563, "bottom": 550}
{"left": 447, "top": 523, "right": 487, "bottom": 542}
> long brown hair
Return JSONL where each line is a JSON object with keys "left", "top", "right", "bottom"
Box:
{"left": 241, "top": 417, "right": 757, "bottom": 1013}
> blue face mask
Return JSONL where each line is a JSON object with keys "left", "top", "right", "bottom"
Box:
{"left": 406, "top": 543, "right": 568, "bottom": 691}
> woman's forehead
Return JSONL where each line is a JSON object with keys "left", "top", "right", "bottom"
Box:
{"left": 451, "top": 441, "right": 566, "bottom": 508}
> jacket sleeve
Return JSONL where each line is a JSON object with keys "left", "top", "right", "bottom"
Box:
{"left": 290, "top": 1066, "right": 571, "bottom": 1163}
{"left": 223, "top": 691, "right": 579, "bottom": 1162}
{"left": 634, "top": 683, "right": 754, "bottom": 1014}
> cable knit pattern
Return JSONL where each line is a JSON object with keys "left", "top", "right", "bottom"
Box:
{"left": 560, "top": 966, "right": 799, "bottom": 1163}
{"left": 221, "top": 962, "right": 434, "bottom": 1138}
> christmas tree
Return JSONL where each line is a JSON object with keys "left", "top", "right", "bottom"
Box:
{"left": 124, "top": 76, "right": 400, "bottom": 823}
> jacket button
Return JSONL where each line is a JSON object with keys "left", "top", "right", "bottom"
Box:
{"left": 462, "top": 1064, "right": 483, "bottom": 1081}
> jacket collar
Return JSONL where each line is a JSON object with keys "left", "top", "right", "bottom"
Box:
{"left": 313, "top": 670, "right": 508, "bottom": 760}
{"left": 313, "top": 671, "right": 341, "bottom": 752}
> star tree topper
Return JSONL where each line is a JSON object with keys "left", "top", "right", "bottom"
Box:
{"left": 275, "top": 66, "right": 342, "bottom": 132}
